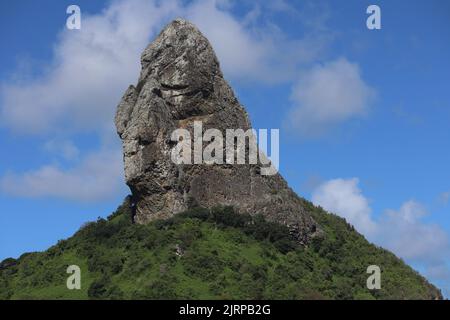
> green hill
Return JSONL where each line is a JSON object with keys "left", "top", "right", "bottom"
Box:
{"left": 0, "top": 197, "right": 442, "bottom": 300}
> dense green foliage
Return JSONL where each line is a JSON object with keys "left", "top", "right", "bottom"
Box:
{"left": 0, "top": 197, "right": 441, "bottom": 299}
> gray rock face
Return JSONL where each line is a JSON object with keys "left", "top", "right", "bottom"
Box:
{"left": 115, "top": 19, "right": 318, "bottom": 244}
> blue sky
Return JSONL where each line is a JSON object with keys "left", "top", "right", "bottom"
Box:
{"left": 1, "top": 0, "right": 449, "bottom": 296}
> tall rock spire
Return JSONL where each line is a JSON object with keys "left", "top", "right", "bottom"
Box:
{"left": 115, "top": 18, "right": 318, "bottom": 244}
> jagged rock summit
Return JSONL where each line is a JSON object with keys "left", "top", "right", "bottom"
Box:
{"left": 115, "top": 18, "right": 318, "bottom": 243}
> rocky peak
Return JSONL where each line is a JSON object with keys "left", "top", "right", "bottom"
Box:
{"left": 115, "top": 18, "right": 318, "bottom": 244}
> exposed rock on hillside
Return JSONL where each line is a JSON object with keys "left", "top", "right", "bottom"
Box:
{"left": 115, "top": 19, "right": 318, "bottom": 244}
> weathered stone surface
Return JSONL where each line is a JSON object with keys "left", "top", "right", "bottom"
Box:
{"left": 115, "top": 18, "right": 318, "bottom": 244}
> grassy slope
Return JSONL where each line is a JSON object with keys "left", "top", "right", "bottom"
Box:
{"left": 0, "top": 197, "right": 442, "bottom": 300}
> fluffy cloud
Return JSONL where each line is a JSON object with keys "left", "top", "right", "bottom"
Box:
{"left": 186, "top": 0, "right": 272, "bottom": 82}
{"left": 379, "top": 201, "right": 450, "bottom": 296}
{"left": 380, "top": 201, "right": 449, "bottom": 263}
{"left": 0, "top": 0, "right": 329, "bottom": 135}
{"left": 1, "top": 0, "right": 179, "bottom": 134}
{"left": 0, "top": 0, "right": 331, "bottom": 202}
{"left": 312, "top": 178, "right": 377, "bottom": 235}
{"left": 0, "top": 148, "right": 124, "bottom": 202}
{"left": 185, "top": 0, "right": 330, "bottom": 84}
{"left": 287, "top": 58, "right": 375, "bottom": 137}
{"left": 312, "top": 178, "right": 450, "bottom": 295}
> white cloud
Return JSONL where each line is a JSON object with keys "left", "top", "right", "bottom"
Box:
{"left": 0, "top": 0, "right": 332, "bottom": 202}
{"left": 312, "top": 178, "right": 450, "bottom": 294}
{"left": 0, "top": 0, "right": 180, "bottom": 202}
{"left": 287, "top": 58, "right": 375, "bottom": 137}
{"left": 186, "top": 0, "right": 271, "bottom": 82}
{"left": 380, "top": 201, "right": 449, "bottom": 263}
{"left": 0, "top": 147, "right": 124, "bottom": 202}
{"left": 0, "top": 0, "right": 329, "bottom": 135}
{"left": 1, "top": 0, "right": 179, "bottom": 135}
{"left": 312, "top": 178, "right": 377, "bottom": 235}
{"left": 185, "top": 0, "right": 330, "bottom": 84}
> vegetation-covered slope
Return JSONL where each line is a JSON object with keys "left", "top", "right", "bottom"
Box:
{"left": 0, "top": 197, "right": 442, "bottom": 300}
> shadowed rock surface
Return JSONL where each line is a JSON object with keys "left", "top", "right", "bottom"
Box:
{"left": 115, "top": 18, "right": 318, "bottom": 244}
